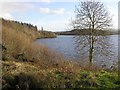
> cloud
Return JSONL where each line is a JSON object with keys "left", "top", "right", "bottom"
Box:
{"left": 1, "top": 13, "right": 13, "bottom": 20}
{"left": 0, "top": 10, "right": 13, "bottom": 20}
{"left": 39, "top": 8, "right": 65, "bottom": 15}
{"left": 2, "top": 2, "right": 34, "bottom": 13}
{"left": 0, "top": 2, "right": 34, "bottom": 20}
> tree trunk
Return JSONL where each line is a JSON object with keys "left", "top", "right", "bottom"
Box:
{"left": 89, "top": 27, "right": 94, "bottom": 66}
{"left": 89, "top": 36, "right": 94, "bottom": 66}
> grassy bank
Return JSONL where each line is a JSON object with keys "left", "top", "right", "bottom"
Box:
{"left": 2, "top": 19, "right": 120, "bottom": 89}
{"left": 2, "top": 61, "right": 119, "bottom": 89}
{"left": 2, "top": 18, "right": 56, "bottom": 40}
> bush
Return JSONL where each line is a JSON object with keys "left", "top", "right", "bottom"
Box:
{"left": 2, "top": 73, "right": 44, "bottom": 89}
{"left": 2, "top": 23, "right": 57, "bottom": 63}
{"left": 3, "top": 27, "right": 31, "bottom": 60}
{"left": 15, "top": 53, "right": 28, "bottom": 62}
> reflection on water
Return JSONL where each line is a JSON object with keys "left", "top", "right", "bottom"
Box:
{"left": 36, "top": 35, "right": 118, "bottom": 68}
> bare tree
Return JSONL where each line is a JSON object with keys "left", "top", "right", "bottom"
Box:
{"left": 72, "top": 0, "right": 113, "bottom": 66}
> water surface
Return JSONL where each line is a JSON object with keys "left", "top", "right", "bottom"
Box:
{"left": 36, "top": 35, "right": 118, "bottom": 68}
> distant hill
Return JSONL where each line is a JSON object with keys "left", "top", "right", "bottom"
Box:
{"left": 2, "top": 18, "right": 56, "bottom": 40}
{"left": 56, "top": 29, "right": 118, "bottom": 35}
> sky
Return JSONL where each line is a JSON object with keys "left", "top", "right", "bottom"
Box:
{"left": 0, "top": 0, "right": 119, "bottom": 31}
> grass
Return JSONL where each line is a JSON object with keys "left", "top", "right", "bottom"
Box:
{"left": 2, "top": 18, "right": 56, "bottom": 40}
{"left": 2, "top": 61, "right": 119, "bottom": 89}
{"left": 2, "top": 18, "right": 58, "bottom": 63}
{"left": 2, "top": 18, "right": 120, "bottom": 89}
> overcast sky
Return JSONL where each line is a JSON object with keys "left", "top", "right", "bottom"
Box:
{"left": 0, "top": 0, "right": 119, "bottom": 31}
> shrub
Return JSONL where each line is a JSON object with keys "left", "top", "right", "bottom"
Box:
{"left": 15, "top": 53, "right": 28, "bottom": 62}
{"left": 2, "top": 23, "right": 57, "bottom": 63}
{"left": 2, "top": 73, "right": 44, "bottom": 89}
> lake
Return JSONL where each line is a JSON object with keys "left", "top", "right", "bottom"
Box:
{"left": 36, "top": 35, "right": 118, "bottom": 68}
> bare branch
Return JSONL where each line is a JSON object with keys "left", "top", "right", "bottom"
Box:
{"left": 71, "top": 0, "right": 113, "bottom": 66}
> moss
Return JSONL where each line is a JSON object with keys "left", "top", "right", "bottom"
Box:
{"left": 96, "top": 71, "right": 119, "bottom": 88}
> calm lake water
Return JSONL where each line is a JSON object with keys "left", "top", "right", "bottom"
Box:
{"left": 36, "top": 35, "right": 118, "bottom": 68}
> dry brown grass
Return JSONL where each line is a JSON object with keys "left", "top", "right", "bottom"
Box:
{"left": 2, "top": 21, "right": 105, "bottom": 72}
{"left": 2, "top": 26, "right": 81, "bottom": 74}
{"left": 3, "top": 26, "right": 31, "bottom": 59}
{"left": 3, "top": 27, "right": 51, "bottom": 62}
{"left": 2, "top": 20, "right": 72, "bottom": 69}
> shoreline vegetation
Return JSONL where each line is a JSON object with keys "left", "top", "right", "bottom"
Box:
{"left": 55, "top": 29, "right": 118, "bottom": 36}
{"left": 1, "top": 18, "right": 57, "bottom": 40}
{"left": 2, "top": 18, "right": 120, "bottom": 89}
